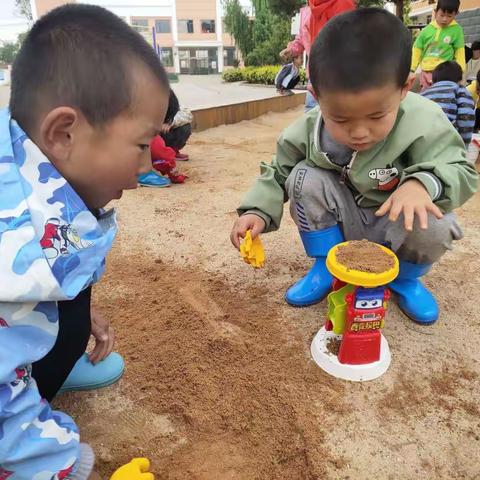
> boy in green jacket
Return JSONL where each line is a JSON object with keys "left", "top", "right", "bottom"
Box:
{"left": 411, "top": 0, "right": 465, "bottom": 90}
{"left": 230, "top": 8, "right": 478, "bottom": 325}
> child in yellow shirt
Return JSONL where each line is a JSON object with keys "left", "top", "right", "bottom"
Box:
{"left": 411, "top": 0, "right": 465, "bottom": 90}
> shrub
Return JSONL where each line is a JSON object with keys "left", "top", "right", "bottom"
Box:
{"left": 222, "top": 65, "right": 307, "bottom": 86}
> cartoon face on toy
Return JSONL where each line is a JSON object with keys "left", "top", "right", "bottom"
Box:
{"left": 368, "top": 166, "right": 399, "bottom": 191}
{"left": 354, "top": 297, "right": 382, "bottom": 309}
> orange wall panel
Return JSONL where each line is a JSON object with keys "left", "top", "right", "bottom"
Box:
{"left": 35, "top": 0, "right": 75, "bottom": 17}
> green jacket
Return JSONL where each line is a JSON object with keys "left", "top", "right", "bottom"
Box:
{"left": 238, "top": 92, "right": 478, "bottom": 232}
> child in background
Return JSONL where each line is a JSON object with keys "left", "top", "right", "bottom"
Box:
{"left": 162, "top": 97, "right": 193, "bottom": 162}
{"left": 467, "top": 69, "right": 480, "bottom": 129}
{"left": 231, "top": 8, "right": 477, "bottom": 326}
{"left": 151, "top": 134, "right": 187, "bottom": 184}
{"left": 1, "top": 4, "right": 168, "bottom": 478}
{"left": 275, "top": 55, "right": 303, "bottom": 96}
{"left": 138, "top": 90, "right": 188, "bottom": 187}
{"left": 465, "top": 40, "right": 480, "bottom": 83}
{"left": 411, "top": 0, "right": 465, "bottom": 90}
{"left": 422, "top": 60, "right": 475, "bottom": 145}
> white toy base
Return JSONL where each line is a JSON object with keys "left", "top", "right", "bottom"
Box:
{"left": 311, "top": 326, "right": 391, "bottom": 382}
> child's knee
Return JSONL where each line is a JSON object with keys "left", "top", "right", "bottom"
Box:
{"left": 285, "top": 163, "right": 339, "bottom": 203}
{"left": 387, "top": 213, "right": 463, "bottom": 264}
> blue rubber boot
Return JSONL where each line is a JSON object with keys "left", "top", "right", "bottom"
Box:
{"left": 138, "top": 171, "right": 171, "bottom": 188}
{"left": 389, "top": 261, "right": 439, "bottom": 325}
{"left": 59, "top": 352, "right": 125, "bottom": 393}
{"left": 285, "top": 225, "right": 344, "bottom": 307}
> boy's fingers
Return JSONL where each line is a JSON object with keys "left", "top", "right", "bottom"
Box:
{"left": 402, "top": 205, "right": 414, "bottom": 231}
{"left": 250, "top": 221, "right": 264, "bottom": 239}
{"left": 375, "top": 199, "right": 391, "bottom": 216}
{"left": 416, "top": 207, "right": 428, "bottom": 230}
{"left": 388, "top": 202, "right": 402, "bottom": 223}
{"left": 230, "top": 229, "right": 242, "bottom": 249}
{"left": 427, "top": 202, "right": 444, "bottom": 219}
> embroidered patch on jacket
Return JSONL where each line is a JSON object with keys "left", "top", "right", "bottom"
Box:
{"left": 368, "top": 166, "right": 400, "bottom": 191}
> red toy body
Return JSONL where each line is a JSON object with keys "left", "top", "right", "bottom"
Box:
{"left": 337, "top": 286, "right": 390, "bottom": 365}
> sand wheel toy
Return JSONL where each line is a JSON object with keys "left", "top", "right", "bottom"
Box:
{"left": 311, "top": 240, "right": 399, "bottom": 381}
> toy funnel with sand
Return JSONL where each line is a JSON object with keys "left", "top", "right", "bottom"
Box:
{"left": 311, "top": 240, "right": 399, "bottom": 381}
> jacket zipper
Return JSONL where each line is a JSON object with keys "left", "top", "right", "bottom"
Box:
{"left": 340, "top": 151, "right": 358, "bottom": 184}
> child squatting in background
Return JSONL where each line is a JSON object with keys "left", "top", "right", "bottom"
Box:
{"left": 231, "top": 8, "right": 477, "bottom": 325}
{"left": 411, "top": 0, "right": 465, "bottom": 91}
{"left": 138, "top": 90, "right": 192, "bottom": 187}
{"left": 0, "top": 4, "right": 168, "bottom": 479}
{"left": 275, "top": 55, "right": 303, "bottom": 96}
{"left": 421, "top": 60, "right": 475, "bottom": 145}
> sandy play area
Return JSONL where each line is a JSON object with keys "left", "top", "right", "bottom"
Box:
{"left": 55, "top": 106, "right": 480, "bottom": 479}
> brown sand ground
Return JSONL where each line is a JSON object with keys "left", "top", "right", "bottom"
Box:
{"left": 55, "top": 106, "right": 480, "bottom": 479}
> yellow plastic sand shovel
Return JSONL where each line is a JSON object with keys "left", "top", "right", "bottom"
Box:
{"left": 240, "top": 230, "right": 265, "bottom": 268}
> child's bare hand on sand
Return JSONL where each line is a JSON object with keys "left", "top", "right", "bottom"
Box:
{"left": 375, "top": 179, "right": 443, "bottom": 231}
{"left": 230, "top": 214, "right": 266, "bottom": 249}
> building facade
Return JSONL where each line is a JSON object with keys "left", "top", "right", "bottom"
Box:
{"left": 31, "top": 0, "right": 252, "bottom": 74}
{"left": 410, "top": 0, "right": 480, "bottom": 26}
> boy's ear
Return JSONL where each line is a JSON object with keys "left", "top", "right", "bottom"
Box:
{"left": 401, "top": 72, "right": 416, "bottom": 99}
{"left": 38, "top": 107, "right": 79, "bottom": 164}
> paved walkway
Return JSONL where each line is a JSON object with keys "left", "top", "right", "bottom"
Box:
{"left": 0, "top": 74, "right": 305, "bottom": 110}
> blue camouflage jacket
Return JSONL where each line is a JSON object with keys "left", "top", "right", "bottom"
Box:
{"left": 0, "top": 109, "right": 117, "bottom": 479}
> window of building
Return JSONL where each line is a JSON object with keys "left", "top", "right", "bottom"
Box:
{"left": 178, "top": 19, "right": 194, "bottom": 33}
{"left": 223, "top": 47, "right": 237, "bottom": 66}
{"left": 201, "top": 20, "right": 216, "bottom": 33}
{"left": 155, "top": 19, "right": 171, "bottom": 34}
{"left": 159, "top": 47, "right": 173, "bottom": 67}
{"left": 131, "top": 18, "right": 149, "bottom": 34}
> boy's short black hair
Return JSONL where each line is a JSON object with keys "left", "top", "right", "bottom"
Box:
{"left": 436, "top": 0, "right": 460, "bottom": 13}
{"left": 165, "top": 90, "right": 180, "bottom": 125}
{"left": 10, "top": 4, "right": 169, "bottom": 134}
{"left": 472, "top": 40, "right": 480, "bottom": 51}
{"left": 432, "top": 61, "right": 463, "bottom": 83}
{"left": 309, "top": 8, "right": 411, "bottom": 95}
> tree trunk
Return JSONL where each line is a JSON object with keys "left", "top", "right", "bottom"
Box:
{"left": 396, "top": 0, "right": 405, "bottom": 20}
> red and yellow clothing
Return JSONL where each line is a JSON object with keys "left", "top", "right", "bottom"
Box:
{"left": 411, "top": 20, "right": 465, "bottom": 73}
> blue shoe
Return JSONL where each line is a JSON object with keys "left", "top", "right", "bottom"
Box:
{"left": 59, "top": 352, "right": 125, "bottom": 393}
{"left": 389, "top": 261, "right": 439, "bottom": 325}
{"left": 285, "top": 225, "right": 344, "bottom": 307}
{"left": 138, "top": 171, "right": 171, "bottom": 187}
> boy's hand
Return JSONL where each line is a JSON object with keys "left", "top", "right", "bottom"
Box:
{"left": 375, "top": 179, "right": 443, "bottom": 231}
{"left": 89, "top": 308, "right": 115, "bottom": 365}
{"left": 279, "top": 48, "right": 292, "bottom": 61}
{"left": 230, "top": 214, "right": 266, "bottom": 249}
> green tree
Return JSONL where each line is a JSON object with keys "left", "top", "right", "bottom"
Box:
{"left": 223, "top": 0, "right": 254, "bottom": 59}
{"left": 357, "top": 0, "right": 411, "bottom": 23}
{"left": 0, "top": 42, "right": 19, "bottom": 64}
{"left": 15, "top": 0, "right": 33, "bottom": 21}
{"left": 224, "top": 0, "right": 294, "bottom": 67}
{"left": 356, "top": 0, "right": 386, "bottom": 7}
{"left": 268, "top": 0, "right": 304, "bottom": 17}
{"left": 246, "top": 14, "right": 291, "bottom": 66}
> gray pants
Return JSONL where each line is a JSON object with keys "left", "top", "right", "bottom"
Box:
{"left": 285, "top": 161, "right": 463, "bottom": 264}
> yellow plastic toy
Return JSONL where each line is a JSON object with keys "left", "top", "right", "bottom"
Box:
{"left": 110, "top": 458, "right": 154, "bottom": 480}
{"left": 240, "top": 230, "right": 265, "bottom": 268}
{"left": 326, "top": 242, "right": 399, "bottom": 287}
